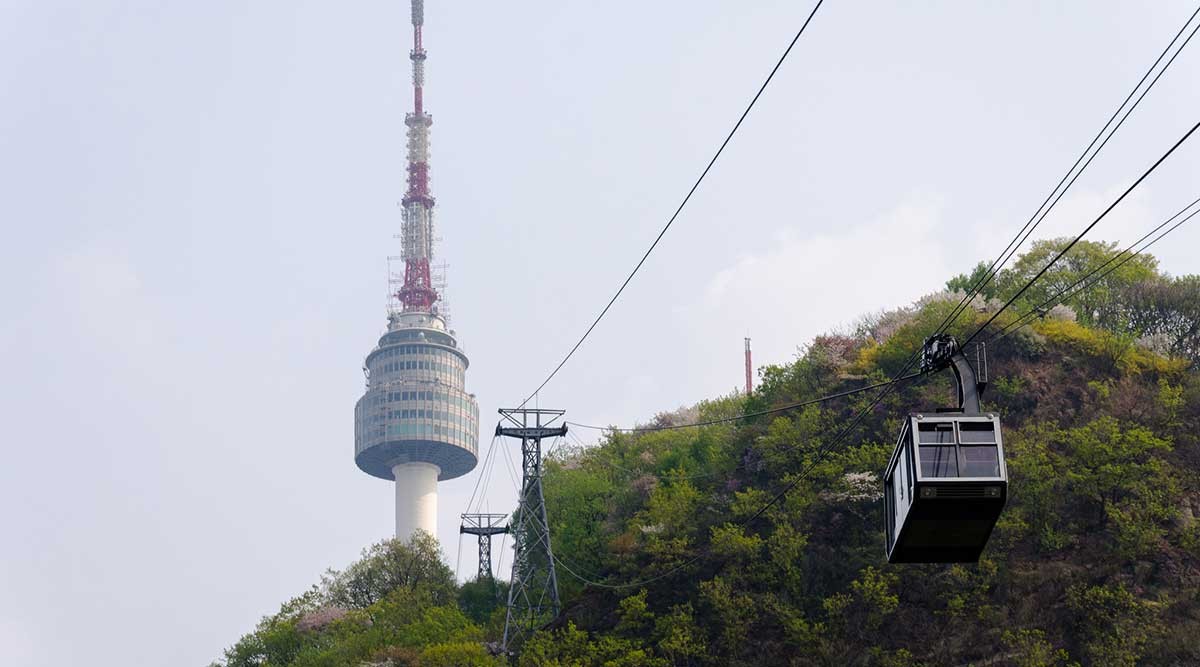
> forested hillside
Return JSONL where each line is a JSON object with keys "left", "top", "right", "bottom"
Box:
{"left": 218, "top": 239, "right": 1200, "bottom": 666}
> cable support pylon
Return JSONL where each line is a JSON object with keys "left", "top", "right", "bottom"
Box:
{"left": 460, "top": 513, "right": 508, "bottom": 581}
{"left": 498, "top": 408, "right": 568, "bottom": 655}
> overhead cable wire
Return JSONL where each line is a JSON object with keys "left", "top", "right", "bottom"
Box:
{"left": 463, "top": 435, "right": 494, "bottom": 512}
{"left": 455, "top": 533, "right": 464, "bottom": 581}
{"left": 919, "top": 4, "right": 1200, "bottom": 346}
{"left": 559, "top": 373, "right": 923, "bottom": 484}
{"left": 547, "top": 372, "right": 928, "bottom": 590}
{"left": 566, "top": 372, "right": 922, "bottom": 433}
{"left": 550, "top": 377, "right": 915, "bottom": 591}
{"left": 477, "top": 439, "right": 502, "bottom": 513}
{"left": 724, "top": 350, "right": 938, "bottom": 534}
{"left": 738, "top": 371, "right": 921, "bottom": 528}
{"left": 475, "top": 443, "right": 501, "bottom": 515}
{"left": 497, "top": 430, "right": 522, "bottom": 493}
{"left": 563, "top": 428, "right": 731, "bottom": 482}
{"left": 516, "top": 0, "right": 826, "bottom": 408}
{"left": 496, "top": 530, "right": 508, "bottom": 582}
{"left": 989, "top": 195, "right": 1200, "bottom": 342}
{"left": 543, "top": 436, "right": 567, "bottom": 463}
{"left": 963, "top": 119, "right": 1200, "bottom": 348}
{"left": 567, "top": 425, "right": 749, "bottom": 483}
{"left": 464, "top": 435, "right": 499, "bottom": 514}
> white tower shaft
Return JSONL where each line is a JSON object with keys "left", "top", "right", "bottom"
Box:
{"left": 393, "top": 462, "right": 440, "bottom": 540}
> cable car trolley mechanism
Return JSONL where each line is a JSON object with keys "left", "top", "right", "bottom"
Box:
{"left": 883, "top": 334, "right": 1008, "bottom": 563}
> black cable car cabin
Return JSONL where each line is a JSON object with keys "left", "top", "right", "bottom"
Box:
{"left": 883, "top": 336, "right": 1008, "bottom": 563}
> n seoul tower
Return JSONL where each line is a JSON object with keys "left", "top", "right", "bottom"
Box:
{"left": 354, "top": 0, "right": 479, "bottom": 542}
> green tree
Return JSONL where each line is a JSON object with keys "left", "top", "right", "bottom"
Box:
{"left": 420, "top": 641, "right": 503, "bottom": 666}
{"left": 519, "top": 623, "right": 666, "bottom": 667}
{"left": 615, "top": 590, "right": 655, "bottom": 638}
{"left": 992, "top": 238, "right": 1158, "bottom": 326}
{"left": 1006, "top": 418, "right": 1177, "bottom": 557}
{"left": 1110, "top": 275, "right": 1200, "bottom": 364}
{"left": 457, "top": 577, "right": 508, "bottom": 627}
{"left": 945, "top": 260, "right": 998, "bottom": 299}
{"left": 1002, "top": 628, "right": 1077, "bottom": 667}
{"left": 818, "top": 567, "right": 900, "bottom": 665}
{"left": 1066, "top": 583, "right": 1159, "bottom": 667}
{"left": 323, "top": 533, "right": 456, "bottom": 609}
{"left": 222, "top": 589, "right": 324, "bottom": 667}
{"left": 653, "top": 604, "right": 707, "bottom": 667}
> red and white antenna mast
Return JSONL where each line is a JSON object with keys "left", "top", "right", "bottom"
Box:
{"left": 744, "top": 337, "right": 753, "bottom": 394}
{"left": 396, "top": 0, "right": 439, "bottom": 313}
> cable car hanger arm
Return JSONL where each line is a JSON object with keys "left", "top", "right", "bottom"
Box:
{"left": 920, "top": 334, "right": 985, "bottom": 413}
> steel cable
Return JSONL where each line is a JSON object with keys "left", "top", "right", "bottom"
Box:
{"left": 517, "top": 0, "right": 826, "bottom": 408}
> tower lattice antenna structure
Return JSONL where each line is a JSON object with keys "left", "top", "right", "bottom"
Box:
{"left": 396, "top": 0, "right": 438, "bottom": 314}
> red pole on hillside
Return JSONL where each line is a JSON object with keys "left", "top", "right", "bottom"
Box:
{"left": 744, "top": 337, "right": 752, "bottom": 394}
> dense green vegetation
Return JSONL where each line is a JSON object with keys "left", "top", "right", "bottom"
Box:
{"left": 219, "top": 239, "right": 1200, "bottom": 666}
{"left": 218, "top": 534, "right": 506, "bottom": 666}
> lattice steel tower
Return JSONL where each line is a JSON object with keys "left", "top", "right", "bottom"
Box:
{"left": 499, "top": 408, "right": 567, "bottom": 652}
{"left": 354, "top": 0, "right": 479, "bottom": 542}
{"left": 460, "top": 513, "right": 508, "bottom": 580}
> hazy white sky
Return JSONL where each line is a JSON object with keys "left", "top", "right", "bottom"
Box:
{"left": 2, "top": 1, "right": 1198, "bottom": 664}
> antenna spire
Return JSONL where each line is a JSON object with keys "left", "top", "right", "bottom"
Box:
{"left": 396, "top": 0, "right": 438, "bottom": 312}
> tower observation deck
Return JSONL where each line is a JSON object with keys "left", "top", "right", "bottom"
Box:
{"left": 354, "top": 0, "right": 478, "bottom": 542}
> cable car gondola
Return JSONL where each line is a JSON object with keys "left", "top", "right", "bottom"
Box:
{"left": 883, "top": 335, "right": 1007, "bottom": 563}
